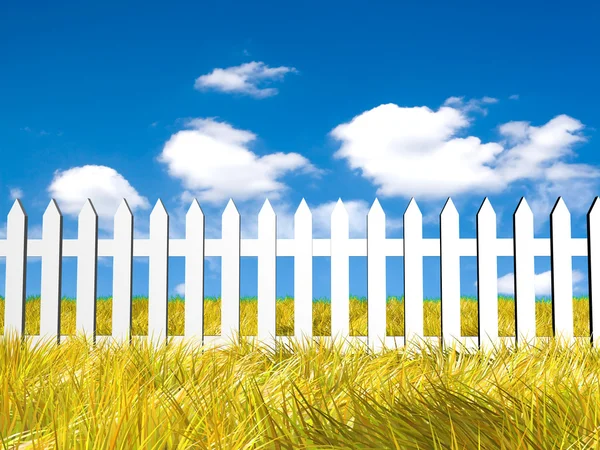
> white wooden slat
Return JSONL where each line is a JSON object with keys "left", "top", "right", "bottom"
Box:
{"left": 460, "top": 239, "right": 477, "bottom": 256}
{"left": 148, "top": 200, "right": 169, "bottom": 347}
{"left": 367, "top": 199, "right": 386, "bottom": 353}
{"left": 221, "top": 200, "right": 241, "bottom": 346}
{"left": 112, "top": 199, "right": 134, "bottom": 344}
{"left": 40, "top": 200, "right": 63, "bottom": 344}
{"left": 384, "top": 239, "right": 402, "bottom": 256}
{"left": 571, "top": 239, "right": 588, "bottom": 257}
{"left": 76, "top": 200, "right": 98, "bottom": 343}
{"left": 133, "top": 239, "right": 150, "bottom": 257}
{"left": 3, "top": 235, "right": 590, "bottom": 260}
{"left": 496, "top": 239, "right": 513, "bottom": 256}
{"left": 242, "top": 239, "right": 259, "bottom": 256}
{"left": 513, "top": 198, "right": 536, "bottom": 348}
{"left": 588, "top": 197, "right": 600, "bottom": 348}
{"left": 63, "top": 239, "right": 78, "bottom": 257}
{"left": 205, "top": 239, "right": 220, "bottom": 256}
{"left": 550, "top": 197, "right": 574, "bottom": 345}
{"left": 422, "top": 239, "right": 440, "bottom": 256}
{"left": 440, "top": 198, "right": 461, "bottom": 350}
{"left": 404, "top": 199, "right": 424, "bottom": 350}
{"left": 277, "top": 239, "right": 294, "bottom": 257}
{"left": 4, "top": 200, "right": 27, "bottom": 338}
{"left": 534, "top": 239, "right": 550, "bottom": 257}
{"left": 294, "top": 199, "right": 313, "bottom": 346}
{"left": 184, "top": 200, "right": 205, "bottom": 340}
{"left": 168, "top": 239, "right": 186, "bottom": 256}
{"left": 476, "top": 198, "right": 499, "bottom": 353}
{"left": 330, "top": 199, "right": 350, "bottom": 351}
{"left": 16, "top": 239, "right": 39, "bottom": 256}
{"left": 257, "top": 199, "right": 276, "bottom": 351}
{"left": 313, "top": 239, "right": 330, "bottom": 256}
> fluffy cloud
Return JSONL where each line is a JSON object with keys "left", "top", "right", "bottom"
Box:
{"left": 443, "top": 96, "right": 498, "bottom": 115}
{"left": 9, "top": 187, "right": 23, "bottom": 200}
{"left": 47, "top": 165, "right": 150, "bottom": 230}
{"left": 331, "top": 100, "right": 597, "bottom": 207}
{"left": 194, "top": 61, "right": 297, "bottom": 98}
{"left": 158, "top": 118, "right": 321, "bottom": 205}
{"left": 496, "top": 270, "right": 585, "bottom": 296}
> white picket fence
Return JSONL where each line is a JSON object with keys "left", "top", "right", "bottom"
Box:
{"left": 1, "top": 196, "right": 600, "bottom": 354}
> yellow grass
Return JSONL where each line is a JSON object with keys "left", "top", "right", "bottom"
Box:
{"left": 0, "top": 295, "right": 599, "bottom": 448}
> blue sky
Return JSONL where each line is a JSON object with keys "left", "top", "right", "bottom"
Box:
{"left": 1, "top": 0, "right": 599, "bottom": 300}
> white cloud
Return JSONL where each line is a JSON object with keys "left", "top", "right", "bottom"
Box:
{"left": 495, "top": 269, "right": 585, "bottom": 296}
{"left": 509, "top": 94, "right": 520, "bottom": 100}
{"left": 331, "top": 101, "right": 597, "bottom": 209}
{"left": 481, "top": 96, "right": 499, "bottom": 104}
{"left": 442, "top": 96, "right": 498, "bottom": 115}
{"left": 9, "top": 188, "right": 23, "bottom": 200}
{"left": 158, "top": 118, "right": 321, "bottom": 205}
{"left": 175, "top": 283, "right": 185, "bottom": 296}
{"left": 194, "top": 61, "right": 297, "bottom": 98}
{"left": 47, "top": 165, "right": 151, "bottom": 231}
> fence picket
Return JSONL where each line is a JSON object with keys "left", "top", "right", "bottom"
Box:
{"left": 76, "top": 200, "right": 98, "bottom": 344}
{"left": 4, "top": 200, "right": 27, "bottom": 338}
{"left": 112, "top": 199, "right": 133, "bottom": 344}
{"left": 367, "top": 199, "right": 386, "bottom": 352}
{"left": 440, "top": 198, "right": 461, "bottom": 350}
{"left": 294, "top": 199, "right": 313, "bottom": 347}
{"left": 476, "top": 198, "right": 498, "bottom": 353}
{"left": 148, "top": 200, "right": 169, "bottom": 347}
{"left": 404, "top": 199, "right": 424, "bottom": 349}
{"left": 184, "top": 199, "right": 205, "bottom": 341}
{"left": 40, "top": 200, "right": 63, "bottom": 344}
{"left": 588, "top": 197, "right": 600, "bottom": 348}
{"left": 551, "top": 198, "right": 574, "bottom": 345}
{"left": 222, "top": 200, "right": 241, "bottom": 346}
{"left": 514, "top": 198, "right": 536, "bottom": 348}
{"left": 331, "top": 199, "right": 349, "bottom": 351}
{"left": 258, "top": 199, "right": 276, "bottom": 350}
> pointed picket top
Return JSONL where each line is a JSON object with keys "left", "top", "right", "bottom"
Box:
{"left": 551, "top": 197, "right": 570, "bottom": 218}
{"left": 404, "top": 198, "right": 422, "bottom": 218}
{"left": 367, "top": 198, "right": 386, "bottom": 236}
{"left": 514, "top": 197, "right": 532, "bottom": 218}
{"left": 150, "top": 199, "right": 168, "bottom": 219}
{"left": 8, "top": 199, "right": 27, "bottom": 219}
{"left": 368, "top": 198, "right": 385, "bottom": 217}
{"left": 440, "top": 197, "right": 458, "bottom": 219}
{"left": 477, "top": 197, "right": 495, "bottom": 217}
{"left": 114, "top": 199, "right": 133, "bottom": 234}
{"left": 43, "top": 199, "right": 62, "bottom": 219}
{"left": 115, "top": 198, "right": 132, "bottom": 217}
{"left": 78, "top": 199, "right": 97, "bottom": 219}
{"left": 588, "top": 197, "right": 600, "bottom": 220}
{"left": 331, "top": 198, "right": 348, "bottom": 219}
{"left": 258, "top": 198, "right": 275, "bottom": 218}
{"left": 223, "top": 198, "right": 239, "bottom": 218}
{"left": 186, "top": 198, "right": 204, "bottom": 218}
{"left": 295, "top": 198, "right": 311, "bottom": 218}
{"left": 42, "top": 200, "right": 62, "bottom": 242}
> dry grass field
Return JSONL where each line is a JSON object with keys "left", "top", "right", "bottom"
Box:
{"left": 0, "top": 295, "right": 599, "bottom": 449}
